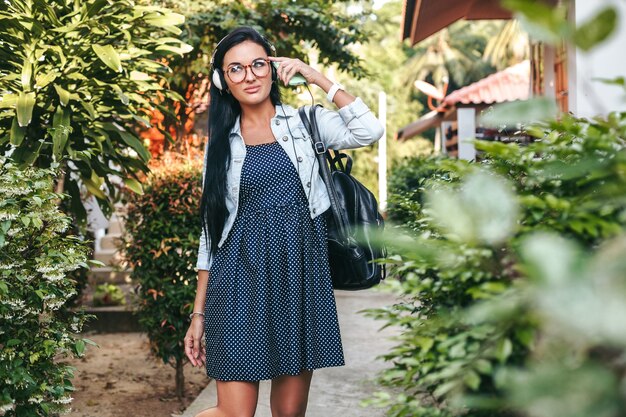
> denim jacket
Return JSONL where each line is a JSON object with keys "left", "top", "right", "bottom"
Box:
{"left": 196, "top": 97, "right": 384, "bottom": 271}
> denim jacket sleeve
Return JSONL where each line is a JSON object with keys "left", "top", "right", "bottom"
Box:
{"left": 196, "top": 141, "right": 214, "bottom": 272}
{"left": 313, "top": 97, "right": 385, "bottom": 150}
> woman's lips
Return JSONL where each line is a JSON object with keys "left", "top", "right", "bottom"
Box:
{"left": 244, "top": 86, "right": 261, "bottom": 94}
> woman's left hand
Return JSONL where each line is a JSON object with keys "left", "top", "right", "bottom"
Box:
{"left": 269, "top": 57, "right": 325, "bottom": 87}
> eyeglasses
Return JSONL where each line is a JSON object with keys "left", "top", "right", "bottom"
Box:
{"left": 224, "top": 59, "right": 271, "bottom": 84}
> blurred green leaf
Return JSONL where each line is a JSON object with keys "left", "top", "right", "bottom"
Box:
{"left": 574, "top": 7, "right": 618, "bottom": 51}
{"left": 480, "top": 97, "right": 557, "bottom": 126}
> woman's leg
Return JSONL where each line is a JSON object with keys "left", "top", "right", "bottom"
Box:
{"left": 195, "top": 380, "right": 260, "bottom": 417}
{"left": 269, "top": 370, "right": 314, "bottom": 417}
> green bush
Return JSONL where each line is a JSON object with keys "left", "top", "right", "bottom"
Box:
{"left": 92, "top": 283, "right": 126, "bottom": 307}
{"left": 121, "top": 154, "right": 203, "bottom": 400}
{"left": 0, "top": 157, "right": 91, "bottom": 416}
{"left": 367, "top": 111, "right": 626, "bottom": 417}
{"left": 0, "top": 0, "right": 190, "bottom": 223}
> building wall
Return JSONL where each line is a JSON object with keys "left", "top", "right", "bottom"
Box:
{"left": 570, "top": 0, "right": 626, "bottom": 117}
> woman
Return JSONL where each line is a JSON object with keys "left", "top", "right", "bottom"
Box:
{"left": 184, "top": 26, "right": 384, "bottom": 417}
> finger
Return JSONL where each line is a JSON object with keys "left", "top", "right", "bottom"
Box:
{"left": 192, "top": 336, "right": 201, "bottom": 365}
{"left": 284, "top": 65, "right": 300, "bottom": 85}
{"left": 279, "top": 64, "right": 294, "bottom": 85}
{"left": 268, "top": 56, "right": 286, "bottom": 62}
{"left": 184, "top": 338, "right": 197, "bottom": 366}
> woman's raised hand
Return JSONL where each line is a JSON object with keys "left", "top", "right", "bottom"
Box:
{"left": 184, "top": 317, "right": 205, "bottom": 367}
{"left": 269, "top": 57, "right": 325, "bottom": 87}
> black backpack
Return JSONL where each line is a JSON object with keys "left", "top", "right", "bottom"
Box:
{"left": 299, "top": 106, "right": 386, "bottom": 290}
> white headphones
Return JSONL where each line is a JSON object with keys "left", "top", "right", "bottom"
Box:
{"left": 210, "top": 30, "right": 276, "bottom": 92}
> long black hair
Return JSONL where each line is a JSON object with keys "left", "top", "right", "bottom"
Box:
{"left": 200, "top": 27, "right": 282, "bottom": 254}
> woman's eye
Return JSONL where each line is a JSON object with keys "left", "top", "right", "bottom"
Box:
{"left": 252, "top": 60, "right": 267, "bottom": 69}
{"left": 229, "top": 66, "right": 243, "bottom": 74}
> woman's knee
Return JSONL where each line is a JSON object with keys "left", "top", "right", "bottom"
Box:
{"left": 194, "top": 406, "right": 255, "bottom": 417}
{"left": 271, "top": 404, "right": 307, "bottom": 417}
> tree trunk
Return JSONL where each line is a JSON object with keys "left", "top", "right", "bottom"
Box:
{"left": 175, "top": 358, "right": 185, "bottom": 401}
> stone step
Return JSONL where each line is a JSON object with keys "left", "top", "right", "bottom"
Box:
{"left": 99, "top": 233, "right": 122, "bottom": 251}
{"left": 89, "top": 266, "right": 133, "bottom": 284}
{"left": 107, "top": 218, "right": 124, "bottom": 235}
{"left": 93, "top": 249, "right": 125, "bottom": 267}
{"left": 82, "top": 306, "right": 141, "bottom": 333}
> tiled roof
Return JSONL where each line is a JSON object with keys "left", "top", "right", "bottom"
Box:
{"left": 442, "top": 60, "right": 530, "bottom": 106}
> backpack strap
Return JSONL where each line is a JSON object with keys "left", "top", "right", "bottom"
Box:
{"left": 298, "top": 106, "right": 350, "bottom": 241}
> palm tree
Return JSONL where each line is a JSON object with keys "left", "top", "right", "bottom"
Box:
{"left": 401, "top": 21, "right": 498, "bottom": 93}
{"left": 483, "top": 20, "right": 530, "bottom": 70}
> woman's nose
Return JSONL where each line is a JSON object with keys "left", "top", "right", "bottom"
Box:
{"left": 244, "top": 66, "right": 256, "bottom": 82}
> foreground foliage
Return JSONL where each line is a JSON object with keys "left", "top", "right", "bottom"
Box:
{"left": 0, "top": 0, "right": 190, "bottom": 223}
{"left": 367, "top": 110, "right": 626, "bottom": 417}
{"left": 0, "top": 158, "right": 91, "bottom": 416}
{"left": 121, "top": 153, "right": 203, "bottom": 399}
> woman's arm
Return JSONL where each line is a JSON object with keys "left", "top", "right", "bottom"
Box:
{"left": 269, "top": 56, "right": 355, "bottom": 108}
{"left": 184, "top": 269, "right": 209, "bottom": 368}
{"left": 269, "top": 57, "right": 384, "bottom": 149}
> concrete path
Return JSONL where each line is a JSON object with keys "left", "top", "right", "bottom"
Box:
{"left": 180, "top": 289, "right": 398, "bottom": 417}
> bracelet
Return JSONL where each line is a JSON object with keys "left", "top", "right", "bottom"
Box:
{"left": 189, "top": 311, "right": 204, "bottom": 320}
{"left": 326, "top": 83, "right": 345, "bottom": 103}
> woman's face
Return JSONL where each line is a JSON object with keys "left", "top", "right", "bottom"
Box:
{"left": 222, "top": 40, "right": 273, "bottom": 106}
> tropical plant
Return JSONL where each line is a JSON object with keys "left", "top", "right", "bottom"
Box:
{"left": 367, "top": 108, "right": 626, "bottom": 417}
{"left": 0, "top": 0, "right": 191, "bottom": 223}
{"left": 483, "top": 20, "right": 529, "bottom": 70}
{"left": 401, "top": 21, "right": 499, "bottom": 93}
{"left": 121, "top": 152, "right": 203, "bottom": 400}
{"left": 364, "top": 1, "right": 624, "bottom": 415}
{"left": 0, "top": 157, "right": 92, "bottom": 416}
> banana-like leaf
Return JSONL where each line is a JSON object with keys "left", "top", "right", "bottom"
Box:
{"left": 32, "top": 0, "right": 62, "bottom": 26}
{"left": 130, "top": 70, "right": 152, "bottom": 81}
{"left": 10, "top": 117, "right": 26, "bottom": 146}
{"left": 132, "top": 115, "right": 152, "bottom": 129}
{"left": 118, "top": 130, "right": 151, "bottom": 162}
{"left": 48, "top": 45, "right": 67, "bottom": 67}
{"left": 92, "top": 44, "right": 122, "bottom": 72}
{"left": 51, "top": 105, "right": 71, "bottom": 161}
{"left": 124, "top": 178, "right": 144, "bottom": 195}
{"left": 0, "top": 93, "right": 18, "bottom": 109}
{"left": 54, "top": 84, "right": 71, "bottom": 106}
{"left": 16, "top": 91, "right": 36, "bottom": 127}
{"left": 155, "top": 43, "right": 192, "bottom": 56}
{"left": 79, "top": 100, "right": 97, "bottom": 119}
{"left": 164, "top": 90, "right": 185, "bottom": 102}
{"left": 143, "top": 11, "right": 185, "bottom": 28}
{"left": 111, "top": 84, "right": 129, "bottom": 105}
{"left": 136, "top": 58, "right": 172, "bottom": 72}
{"left": 83, "top": 177, "right": 107, "bottom": 200}
{"left": 21, "top": 60, "right": 32, "bottom": 90}
{"left": 35, "top": 71, "right": 58, "bottom": 89}
{"left": 86, "top": 0, "right": 108, "bottom": 17}
{"left": 66, "top": 178, "right": 87, "bottom": 227}
{"left": 11, "top": 138, "right": 43, "bottom": 165}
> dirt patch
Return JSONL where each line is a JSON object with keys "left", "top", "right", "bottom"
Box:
{"left": 66, "top": 333, "right": 209, "bottom": 417}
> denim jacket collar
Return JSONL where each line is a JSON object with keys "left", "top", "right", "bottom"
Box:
{"left": 229, "top": 102, "right": 298, "bottom": 139}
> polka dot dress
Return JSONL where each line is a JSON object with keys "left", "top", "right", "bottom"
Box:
{"left": 204, "top": 141, "right": 345, "bottom": 381}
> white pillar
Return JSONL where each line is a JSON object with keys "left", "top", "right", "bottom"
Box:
{"left": 570, "top": 0, "right": 626, "bottom": 117}
{"left": 440, "top": 121, "right": 453, "bottom": 155}
{"left": 457, "top": 107, "right": 476, "bottom": 161}
{"left": 543, "top": 44, "right": 556, "bottom": 100}
{"left": 378, "top": 91, "right": 387, "bottom": 211}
